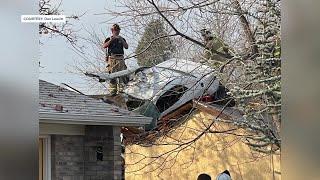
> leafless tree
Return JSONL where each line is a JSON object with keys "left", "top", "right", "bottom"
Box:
{"left": 39, "top": 0, "right": 85, "bottom": 53}
{"left": 82, "top": 0, "right": 281, "bottom": 176}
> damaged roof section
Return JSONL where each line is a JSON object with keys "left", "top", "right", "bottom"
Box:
{"left": 39, "top": 80, "right": 152, "bottom": 126}
{"left": 122, "top": 100, "right": 242, "bottom": 145}
{"left": 85, "top": 58, "right": 238, "bottom": 144}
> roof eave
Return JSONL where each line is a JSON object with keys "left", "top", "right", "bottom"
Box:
{"left": 39, "top": 112, "right": 152, "bottom": 126}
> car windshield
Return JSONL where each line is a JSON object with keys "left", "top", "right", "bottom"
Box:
{"left": 133, "top": 100, "right": 160, "bottom": 130}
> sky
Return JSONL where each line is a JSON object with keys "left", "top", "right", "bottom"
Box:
{"left": 39, "top": 0, "right": 137, "bottom": 94}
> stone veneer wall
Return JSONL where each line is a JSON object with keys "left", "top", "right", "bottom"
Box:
{"left": 51, "top": 125, "right": 122, "bottom": 180}
{"left": 51, "top": 135, "right": 84, "bottom": 180}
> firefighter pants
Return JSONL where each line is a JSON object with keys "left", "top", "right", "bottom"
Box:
{"left": 107, "top": 55, "right": 128, "bottom": 94}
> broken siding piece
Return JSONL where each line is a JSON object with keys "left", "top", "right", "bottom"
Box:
{"left": 193, "top": 100, "right": 243, "bottom": 120}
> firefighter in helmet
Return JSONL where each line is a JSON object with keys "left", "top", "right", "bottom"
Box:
{"left": 200, "top": 29, "right": 232, "bottom": 66}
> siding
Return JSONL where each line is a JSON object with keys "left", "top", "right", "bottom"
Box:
{"left": 125, "top": 112, "right": 281, "bottom": 180}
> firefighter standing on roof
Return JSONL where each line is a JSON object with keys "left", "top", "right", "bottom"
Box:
{"left": 103, "top": 24, "right": 128, "bottom": 96}
{"left": 201, "top": 29, "right": 232, "bottom": 67}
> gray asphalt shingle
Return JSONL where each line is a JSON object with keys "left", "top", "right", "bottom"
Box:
{"left": 39, "top": 80, "right": 151, "bottom": 126}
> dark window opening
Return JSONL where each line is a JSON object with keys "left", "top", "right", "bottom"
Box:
{"left": 126, "top": 95, "right": 146, "bottom": 111}
{"left": 212, "top": 83, "right": 235, "bottom": 107}
{"left": 96, "top": 146, "right": 103, "bottom": 161}
{"left": 156, "top": 85, "right": 188, "bottom": 113}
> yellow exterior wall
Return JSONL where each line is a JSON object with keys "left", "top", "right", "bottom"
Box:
{"left": 125, "top": 111, "right": 280, "bottom": 180}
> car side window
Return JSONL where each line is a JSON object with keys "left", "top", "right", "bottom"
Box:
{"left": 156, "top": 85, "right": 188, "bottom": 113}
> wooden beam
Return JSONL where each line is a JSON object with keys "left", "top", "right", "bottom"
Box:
{"left": 160, "top": 102, "right": 193, "bottom": 121}
{"left": 193, "top": 100, "right": 243, "bottom": 120}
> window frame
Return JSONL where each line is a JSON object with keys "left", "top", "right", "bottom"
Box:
{"left": 39, "top": 135, "right": 51, "bottom": 180}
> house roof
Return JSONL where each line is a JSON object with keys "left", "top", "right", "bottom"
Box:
{"left": 39, "top": 80, "right": 152, "bottom": 126}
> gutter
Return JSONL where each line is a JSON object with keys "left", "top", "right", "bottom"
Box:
{"left": 39, "top": 112, "right": 152, "bottom": 126}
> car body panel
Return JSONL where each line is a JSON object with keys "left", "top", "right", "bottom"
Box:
{"left": 85, "top": 58, "right": 221, "bottom": 129}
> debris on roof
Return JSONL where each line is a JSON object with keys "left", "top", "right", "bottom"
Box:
{"left": 86, "top": 58, "right": 240, "bottom": 143}
{"left": 54, "top": 104, "right": 63, "bottom": 112}
{"left": 120, "top": 100, "right": 239, "bottom": 145}
{"left": 48, "top": 93, "right": 56, "bottom": 98}
{"left": 39, "top": 80, "right": 152, "bottom": 126}
{"left": 193, "top": 101, "right": 243, "bottom": 121}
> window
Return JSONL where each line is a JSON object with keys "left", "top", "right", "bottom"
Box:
{"left": 156, "top": 85, "right": 188, "bottom": 113}
{"left": 126, "top": 95, "right": 147, "bottom": 111}
{"left": 39, "top": 136, "right": 51, "bottom": 180}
